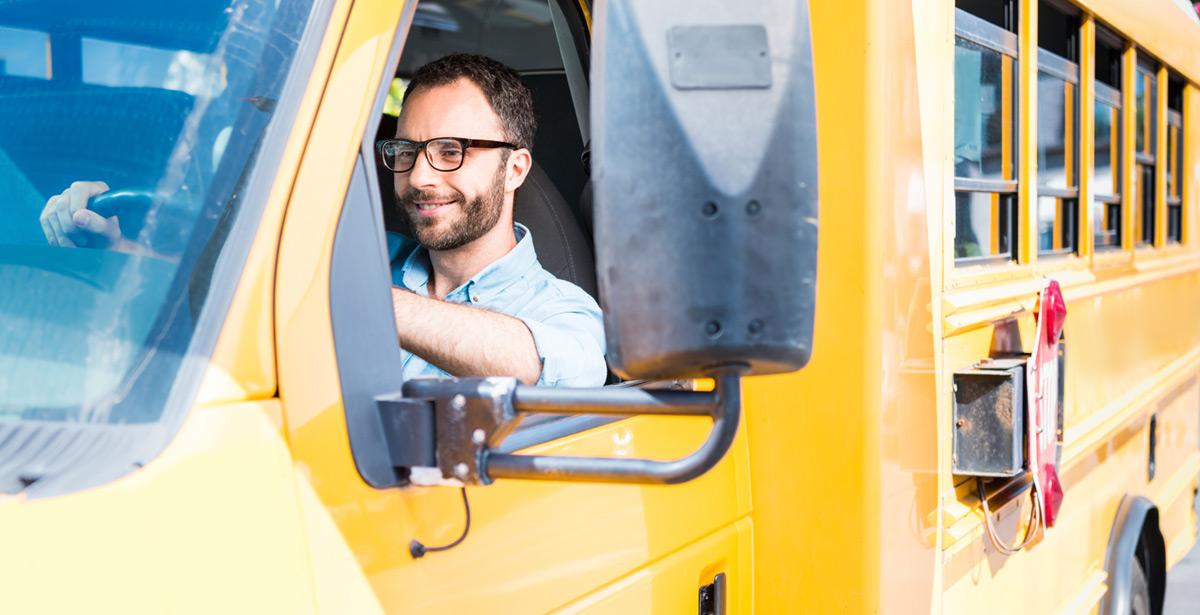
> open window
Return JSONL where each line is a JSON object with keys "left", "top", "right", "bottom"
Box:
{"left": 329, "top": 0, "right": 611, "bottom": 488}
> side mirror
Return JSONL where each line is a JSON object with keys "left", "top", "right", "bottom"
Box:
{"left": 592, "top": 0, "right": 819, "bottom": 380}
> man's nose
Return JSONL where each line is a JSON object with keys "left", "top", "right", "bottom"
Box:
{"left": 407, "top": 149, "right": 442, "bottom": 188}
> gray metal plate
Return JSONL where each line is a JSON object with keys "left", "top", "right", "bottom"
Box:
{"left": 667, "top": 25, "right": 771, "bottom": 90}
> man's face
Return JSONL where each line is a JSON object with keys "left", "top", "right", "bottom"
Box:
{"left": 393, "top": 79, "right": 522, "bottom": 251}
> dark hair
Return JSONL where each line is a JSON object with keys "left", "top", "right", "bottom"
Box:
{"left": 403, "top": 53, "right": 536, "bottom": 151}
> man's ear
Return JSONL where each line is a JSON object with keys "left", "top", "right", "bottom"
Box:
{"left": 505, "top": 148, "right": 532, "bottom": 193}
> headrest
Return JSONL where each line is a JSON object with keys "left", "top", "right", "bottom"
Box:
{"left": 513, "top": 162, "right": 598, "bottom": 299}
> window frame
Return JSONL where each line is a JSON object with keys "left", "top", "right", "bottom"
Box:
{"left": 1133, "top": 58, "right": 1158, "bottom": 247}
{"left": 953, "top": 8, "right": 1021, "bottom": 265}
{"left": 1092, "top": 78, "right": 1125, "bottom": 251}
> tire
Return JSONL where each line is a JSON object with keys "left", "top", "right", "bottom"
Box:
{"left": 1131, "top": 557, "right": 1152, "bottom": 615}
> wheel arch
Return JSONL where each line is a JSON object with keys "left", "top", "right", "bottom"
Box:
{"left": 1101, "top": 494, "right": 1167, "bottom": 615}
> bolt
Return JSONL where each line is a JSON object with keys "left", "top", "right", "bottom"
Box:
{"left": 701, "top": 201, "right": 719, "bottom": 218}
{"left": 705, "top": 320, "right": 722, "bottom": 338}
{"left": 748, "top": 318, "right": 764, "bottom": 336}
{"left": 451, "top": 394, "right": 466, "bottom": 410}
{"left": 956, "top": 419, "right": 965, "bottom": 428}
{"left": 746, "top": 200, "right": 761, "bottom": 216}
{"left": 472, "top": 429, "right": 486, "bottom": 445}
{"left": 454, "top": 463, "right": 469, "bottom": 479}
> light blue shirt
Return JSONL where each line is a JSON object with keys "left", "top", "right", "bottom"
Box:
{"left": 388, "top": 224, "right": 606, "bottom": 387}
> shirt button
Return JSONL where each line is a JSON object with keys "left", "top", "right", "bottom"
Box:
{"left": 471, "top": 295, "right": 480, "bottom": 303}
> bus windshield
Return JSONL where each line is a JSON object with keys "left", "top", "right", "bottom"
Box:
{"left": 0, "top": 0, "right": 314, "bottom": 424}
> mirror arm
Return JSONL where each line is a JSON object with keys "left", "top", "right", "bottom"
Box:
{"left": 391, "top": 367, "right": 745, "bottom": 486}
{"left": 486, "top": 369, "right": 741, "bottom": 484}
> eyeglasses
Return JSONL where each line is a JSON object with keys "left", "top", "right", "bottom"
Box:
{"left": 376, "top": 137, "right": 517, "bottom": 173}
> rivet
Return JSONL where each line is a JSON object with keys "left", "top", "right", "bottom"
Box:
{"left": 454, "top": 463, "right": 469, "bottom": 478}
{"left": 451, "top": 394, "right": 466, "bottom": 410}
{"left": 746, "top": 200, "right": 761, "bottom": 215}
{"left": 705, "top": 320, "right": 722, "bottom": 338}
{"left": 472, "top": 429, "right": 486, "bottom": 445}
{"left": 701, "top": 201, "right": 719, "bottom": 218}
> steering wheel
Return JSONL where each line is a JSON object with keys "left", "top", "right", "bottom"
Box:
{"left": 85, "top": 188, "right": 155, "bottom": 246}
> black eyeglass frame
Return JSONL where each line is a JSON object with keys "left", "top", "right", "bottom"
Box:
{"left": 376, "top": 137, "right": 518, "bottom": 173}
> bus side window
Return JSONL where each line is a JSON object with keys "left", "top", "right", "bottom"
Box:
{"left": 1035, "top": 0, "right": 1080, "bottom": 256}
{"left": 954, "top": 0, "right": 1019, "bottom": 264}
{"left": 1166, "top": 76, "right": 1184, "bottom": 244}
{"left": 1093, "top": 28, "right": 1124, "bottom": 250}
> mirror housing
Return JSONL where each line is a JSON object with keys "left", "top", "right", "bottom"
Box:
{"left": 592, "top": 0, "right": 819, "bottom": 380}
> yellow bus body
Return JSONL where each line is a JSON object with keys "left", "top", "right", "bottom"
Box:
{"left": 1, "top": 0, "right": 1198, "bottom": 613}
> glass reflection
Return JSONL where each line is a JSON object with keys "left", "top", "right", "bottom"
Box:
{"left": 1037, "top": 196, "right": 1076, "bottom": 253}
{"left": 1094, "top": 200, "right": 1122, "bottom": 249}
{"left": 1037, "top": 73, "right": 1073, "bottom": 189}
{"left": 955, "top": 39, "right": 1014, "bottom": 181}
{"left": 1094, "top": 102, "right": 1120, "bottom": 197}
{"left": 1135, "top": 70, "right": 1157, "bottom": 156}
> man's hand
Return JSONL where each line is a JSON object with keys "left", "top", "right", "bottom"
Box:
{"left": 40, "top": 181, "right": 128, "bottom": 249}
{"left": 392, "top": 287, "right": 543, "bottom": 384}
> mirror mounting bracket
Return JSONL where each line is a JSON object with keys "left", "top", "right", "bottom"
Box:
{"left": 384, "top": 366, "right": 745, "bottom": 486}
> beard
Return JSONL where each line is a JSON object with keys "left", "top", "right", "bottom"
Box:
{"left": 395, "top": 162, "right": 507, "bottom": 252}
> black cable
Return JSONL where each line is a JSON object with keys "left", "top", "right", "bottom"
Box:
{"left": 409, "top": 487, "right": 471, "bottom": 559}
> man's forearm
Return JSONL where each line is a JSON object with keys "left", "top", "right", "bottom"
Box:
{"left": 391, "top": 287, "right": 542, "bottom": 384}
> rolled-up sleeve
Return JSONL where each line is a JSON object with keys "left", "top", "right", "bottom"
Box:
{"left": 519, "top": 285, "right": 607, "bottom": 388}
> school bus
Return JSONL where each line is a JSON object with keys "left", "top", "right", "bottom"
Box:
{"left": 0, "top": 0, "right": 1198, "bottom": 613}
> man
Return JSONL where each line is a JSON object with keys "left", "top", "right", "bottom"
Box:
{"left": 39, "top": 54, "right": 606, "bottom": 388}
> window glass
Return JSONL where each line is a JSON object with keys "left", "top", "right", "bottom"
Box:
{"left": 1093, "top": 200, "right": 1123, "bottom": 249}
{"left": 0, "top": 0, "right": 315, "bottom": 423}
{"left": 1094, "top": 100, "right": 1121, "bottom": 198}
{"left": 1136, "top": 162, "right": 1156, "bottom": 245}
{"left": 1038, "top": 73, "right": 1074, "bottom": 189}
{"left": 1167, "top": 119, "right": 1181, "bottom": 200}
{"left": 1038, "top": 195, "right": 1077, "bottom": 252}
{"left": 0, "top": 26, "right": 50, "bottom": 80}
{"left": 1135, "top": 67, "right": 1157, "bottom": 157}
{"left": 1093, "top": 93, "right": 1122, "bottom": 250}
{"left": 956, "top": 191, "right": 1015, "bottom": 259}
{"left": 955, "top": 38, "right": 1016, "bottom": 182}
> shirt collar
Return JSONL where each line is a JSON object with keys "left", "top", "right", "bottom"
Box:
{"left": 398, "top": 223, "right": 539, "bottom": 301}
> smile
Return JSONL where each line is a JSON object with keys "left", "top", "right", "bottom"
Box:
{"left": 412, "top": 200, "right": 455, "bottom": 216}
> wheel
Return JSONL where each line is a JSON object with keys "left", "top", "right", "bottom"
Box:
{"left": 1131, "top": 557, "right": 1152, "bottom": 615}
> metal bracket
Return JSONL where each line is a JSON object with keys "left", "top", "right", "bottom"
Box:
{"left": 400, "top": 378, "right": 522, "bottom": 485}
{"left": 389, "top": 367, "right": 745, "bottom": 486}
